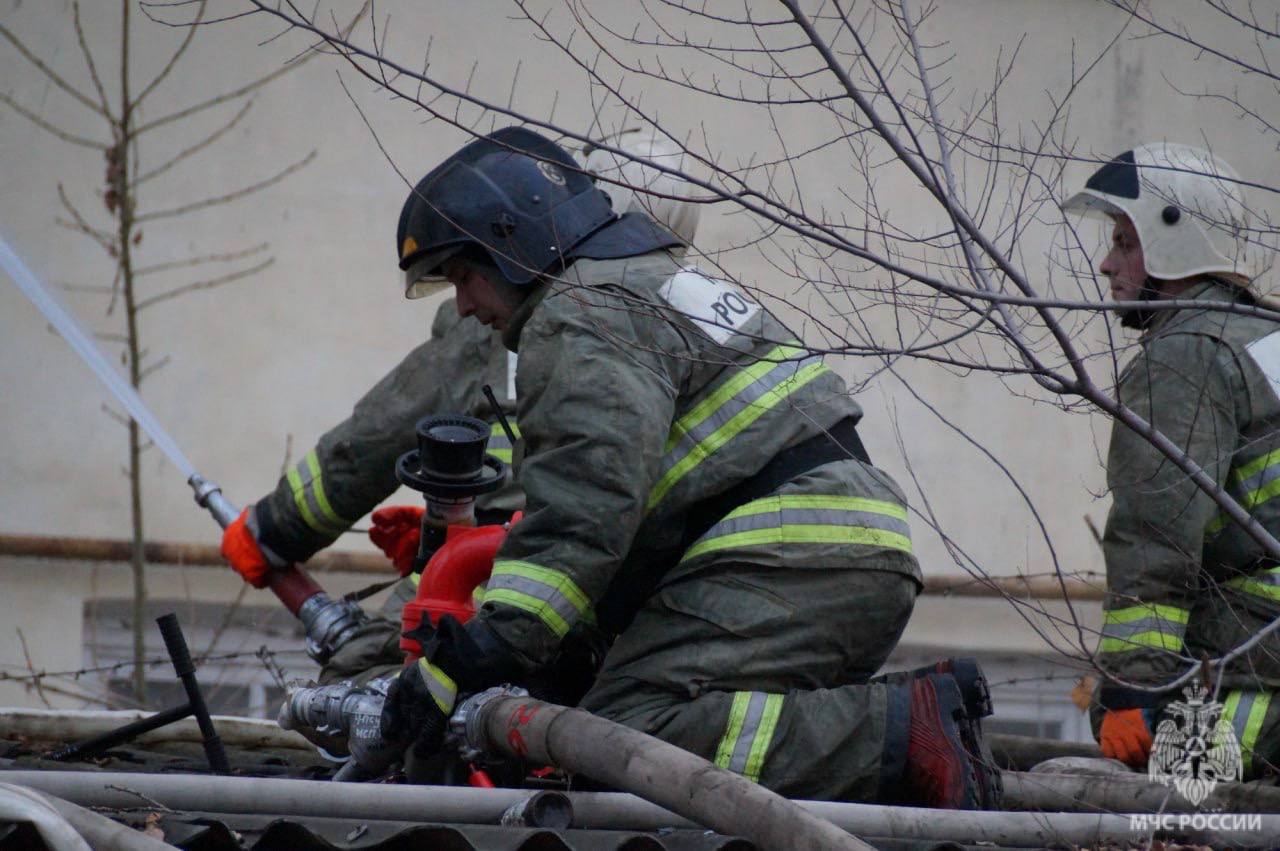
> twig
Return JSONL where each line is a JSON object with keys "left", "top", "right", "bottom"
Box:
{"left": 134, "top": 152, "right": 315, "bottom": 222}
{"left": 0, "top": 93, "right": 106, "bottom": 150}
{"left": 0, "top": 21, "right": 111, "bottom": 117}
{"left": 135, "top": 257, "right": 274, "bottom": 310}
{"left": 16, "top": 629, "right": 51, "bottom": 709}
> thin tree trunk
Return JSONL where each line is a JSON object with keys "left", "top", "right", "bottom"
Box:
{"left": 116, "top": 0, "right": 146, "bottom": 707}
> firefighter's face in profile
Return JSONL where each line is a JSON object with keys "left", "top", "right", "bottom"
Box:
{"left": 445, "top": 257, "right": 522, "bottom": 331}
{"left": 1100, "top": 214, "right": 1148, "bottom": 304}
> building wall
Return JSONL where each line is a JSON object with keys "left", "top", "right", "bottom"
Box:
{"left": 1, "top": 1, "right": 1273, "bottom": 714}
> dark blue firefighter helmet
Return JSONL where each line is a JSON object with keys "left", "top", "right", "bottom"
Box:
{"left": 397, "top": 127, "right": 616, "bottom": 297}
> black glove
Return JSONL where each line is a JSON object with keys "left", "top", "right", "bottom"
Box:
{"left": 421, "top": 615, "right": 528, "bottom": 693}
{"left": 382, "top": 616, "right": 528, "bottom": 759}
{"left": 379, "top": 660, "right": 451, "bottom": 759}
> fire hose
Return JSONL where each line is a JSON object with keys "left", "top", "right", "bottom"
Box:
{"left": 451, "top": 690, "right": 874, "bottom": 851}
{"left": 0, "top": 237, "right": 365, "bottom": 664}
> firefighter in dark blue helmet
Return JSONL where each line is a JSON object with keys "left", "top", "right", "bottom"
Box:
{"left": 326, "top": 127, "right": 1001, "bottom": 808}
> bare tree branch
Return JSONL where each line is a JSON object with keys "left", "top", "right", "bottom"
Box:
{"left": 0, "top": 92, "right": 107, "bottom": 150}
{"left": 0, "top": 20, "right": 110, "bottom": 118}
{"left": 135, "top": 150, "right": 315, "bottom": 222}
{"left": 135, "top": 257, "right": 274, "bottom": 310}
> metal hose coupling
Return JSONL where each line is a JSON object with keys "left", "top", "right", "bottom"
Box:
{"left": 297, "top": 593, "right": 370, "bottom": 664}
{"left": 449, "top": 685, "right": 530, "bottom": 763}
{"left": 279, "top": 676, "right": 400, "bottom": 772}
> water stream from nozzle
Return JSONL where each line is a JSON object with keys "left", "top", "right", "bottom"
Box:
{"left": 0, "top": 236, "right": 196, "bottom": 479}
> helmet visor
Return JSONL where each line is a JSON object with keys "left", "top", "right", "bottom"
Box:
{"left": 403, "top": 245, "right": 466, "bottom": 299}
{"left": 1062, "top": 189, "right": 1127, "bottom": 219}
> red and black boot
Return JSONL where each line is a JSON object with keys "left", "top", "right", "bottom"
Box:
{"left": 875, "top": 657, "right": 993, "bottom": 720}
{"left": 891, "top": 673, "right": 1001, "bottom": 810}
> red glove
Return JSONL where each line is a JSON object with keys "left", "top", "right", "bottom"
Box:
{"left": 1100, "top": 708, "right": 1154, "bottom": 766}
{"left": 370, "top": 505, "right": 424, "bottom": 576}
{"left": 221, "top": 507, "right": 274, "bottom": 589}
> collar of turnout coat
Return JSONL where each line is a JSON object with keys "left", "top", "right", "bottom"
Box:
{"left": 1142, "top": 278, "right": 1244, "bottom": 337}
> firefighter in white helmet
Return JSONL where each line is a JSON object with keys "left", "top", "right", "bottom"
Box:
{"left": 217, "top": 129, "right": 702, "bottom": 692}
{"left": 1064, "top": 142, "right": 1279, "bottom": 777}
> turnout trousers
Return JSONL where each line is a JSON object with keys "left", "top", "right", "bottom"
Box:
{"left": 579, "top": 564, "right": 918, "bottom": 801}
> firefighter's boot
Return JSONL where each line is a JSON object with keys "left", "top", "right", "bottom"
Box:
{"left": 875, "top": 657, "right": 993, "bottom": 720}
{"left": 896, "top": 674, "right": 1001, "bottom": 810}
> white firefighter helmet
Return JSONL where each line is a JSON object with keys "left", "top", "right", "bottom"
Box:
{"left": 583, "top": 129, "right": 702, "bottom": 245}
{"left": 1063, "top": 142, "right": 1266, "bottom": 288}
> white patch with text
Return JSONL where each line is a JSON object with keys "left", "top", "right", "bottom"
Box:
{"left": 658, "top": 268, "right": 762, "bottom": 344}
{"left": 1246, "top": 329, "right": 1280, "bottom": 402}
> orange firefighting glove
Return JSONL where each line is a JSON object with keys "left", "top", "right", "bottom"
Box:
{"left": 220, "top": 507, "right": 274, "bottom": 589}
{"left": 369, "top": 505, "right": 424, "bottom": 576}
{"left": 1099, "top": 708, "right": 1154, "bottom": 766}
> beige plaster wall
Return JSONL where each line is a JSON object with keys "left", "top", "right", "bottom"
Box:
{"left": 0, "top": 1, "right": 1274, "bottom": 684}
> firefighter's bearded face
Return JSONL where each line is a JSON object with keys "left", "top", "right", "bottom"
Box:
{"left": 444, "top": 256, "right": 524, "bottom": 331}
{"left": 1099, "top": 214, "right": 1156, "bottom": 329}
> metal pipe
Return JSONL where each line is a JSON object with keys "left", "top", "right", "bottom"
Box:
{"left": 47, "top": 703, "right": 193, "bottom": 762}
{"left": 0, "top": 709, "right": 311, "bottom": 752}
{"left": 1003, "top": 769, "right": 1280, "bottom": 814}
{"left": 465, "top": 694, "right": 873, "bottom": 851}
{"left": 156, "top": 614, "right": 229, "bottom": 773}
{"left": 988, "top": 733, "right": 1102, "bottom": 771}
{"left": 0, "top": 534, "right": 1103, "bottom": 598}
{"left": 0, "top": 533, "right": 388, "bottom": 574}
{"left": 6, "top": 770, "right": 1278, "bottom": 847}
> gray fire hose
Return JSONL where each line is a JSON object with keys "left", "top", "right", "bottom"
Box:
{"left": 451, "top": 688, "right": 873, "bottom": 851}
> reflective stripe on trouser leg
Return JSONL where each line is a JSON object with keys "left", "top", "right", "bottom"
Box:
{"left": 1098, "top": 603, "right": 1189, "bottom": 654}
{"left": 1222, "top": 690, "right": 1272, "bottom": 776}
{"left": 714, "top": 692, "right": 784, "bottom": 783}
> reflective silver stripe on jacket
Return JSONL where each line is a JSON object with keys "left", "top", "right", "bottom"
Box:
{"left": 483, "top": 560, "right": 590, "bottom": 638}
{"left": 680, "top": 494, "right": 911, "bottom": 565}
{"left": 649, "top": 344, "right": 829, "bottom": 509}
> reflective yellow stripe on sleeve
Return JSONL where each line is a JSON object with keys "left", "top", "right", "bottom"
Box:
{"left": 285, "top": 449, "right": 350, "bottom": 536}
{"left": 482, "top": 560, "right": 590, "bottom": 638}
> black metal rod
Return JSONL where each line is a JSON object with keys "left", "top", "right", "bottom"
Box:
{"left": 47, "top": 702, "right": 193, "bottom": 762}
{"left": 157, "top": 613, "right": 230, "bottom": 774}
{"left": 481, "top": 384, "right": 518, "bottom": 445}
